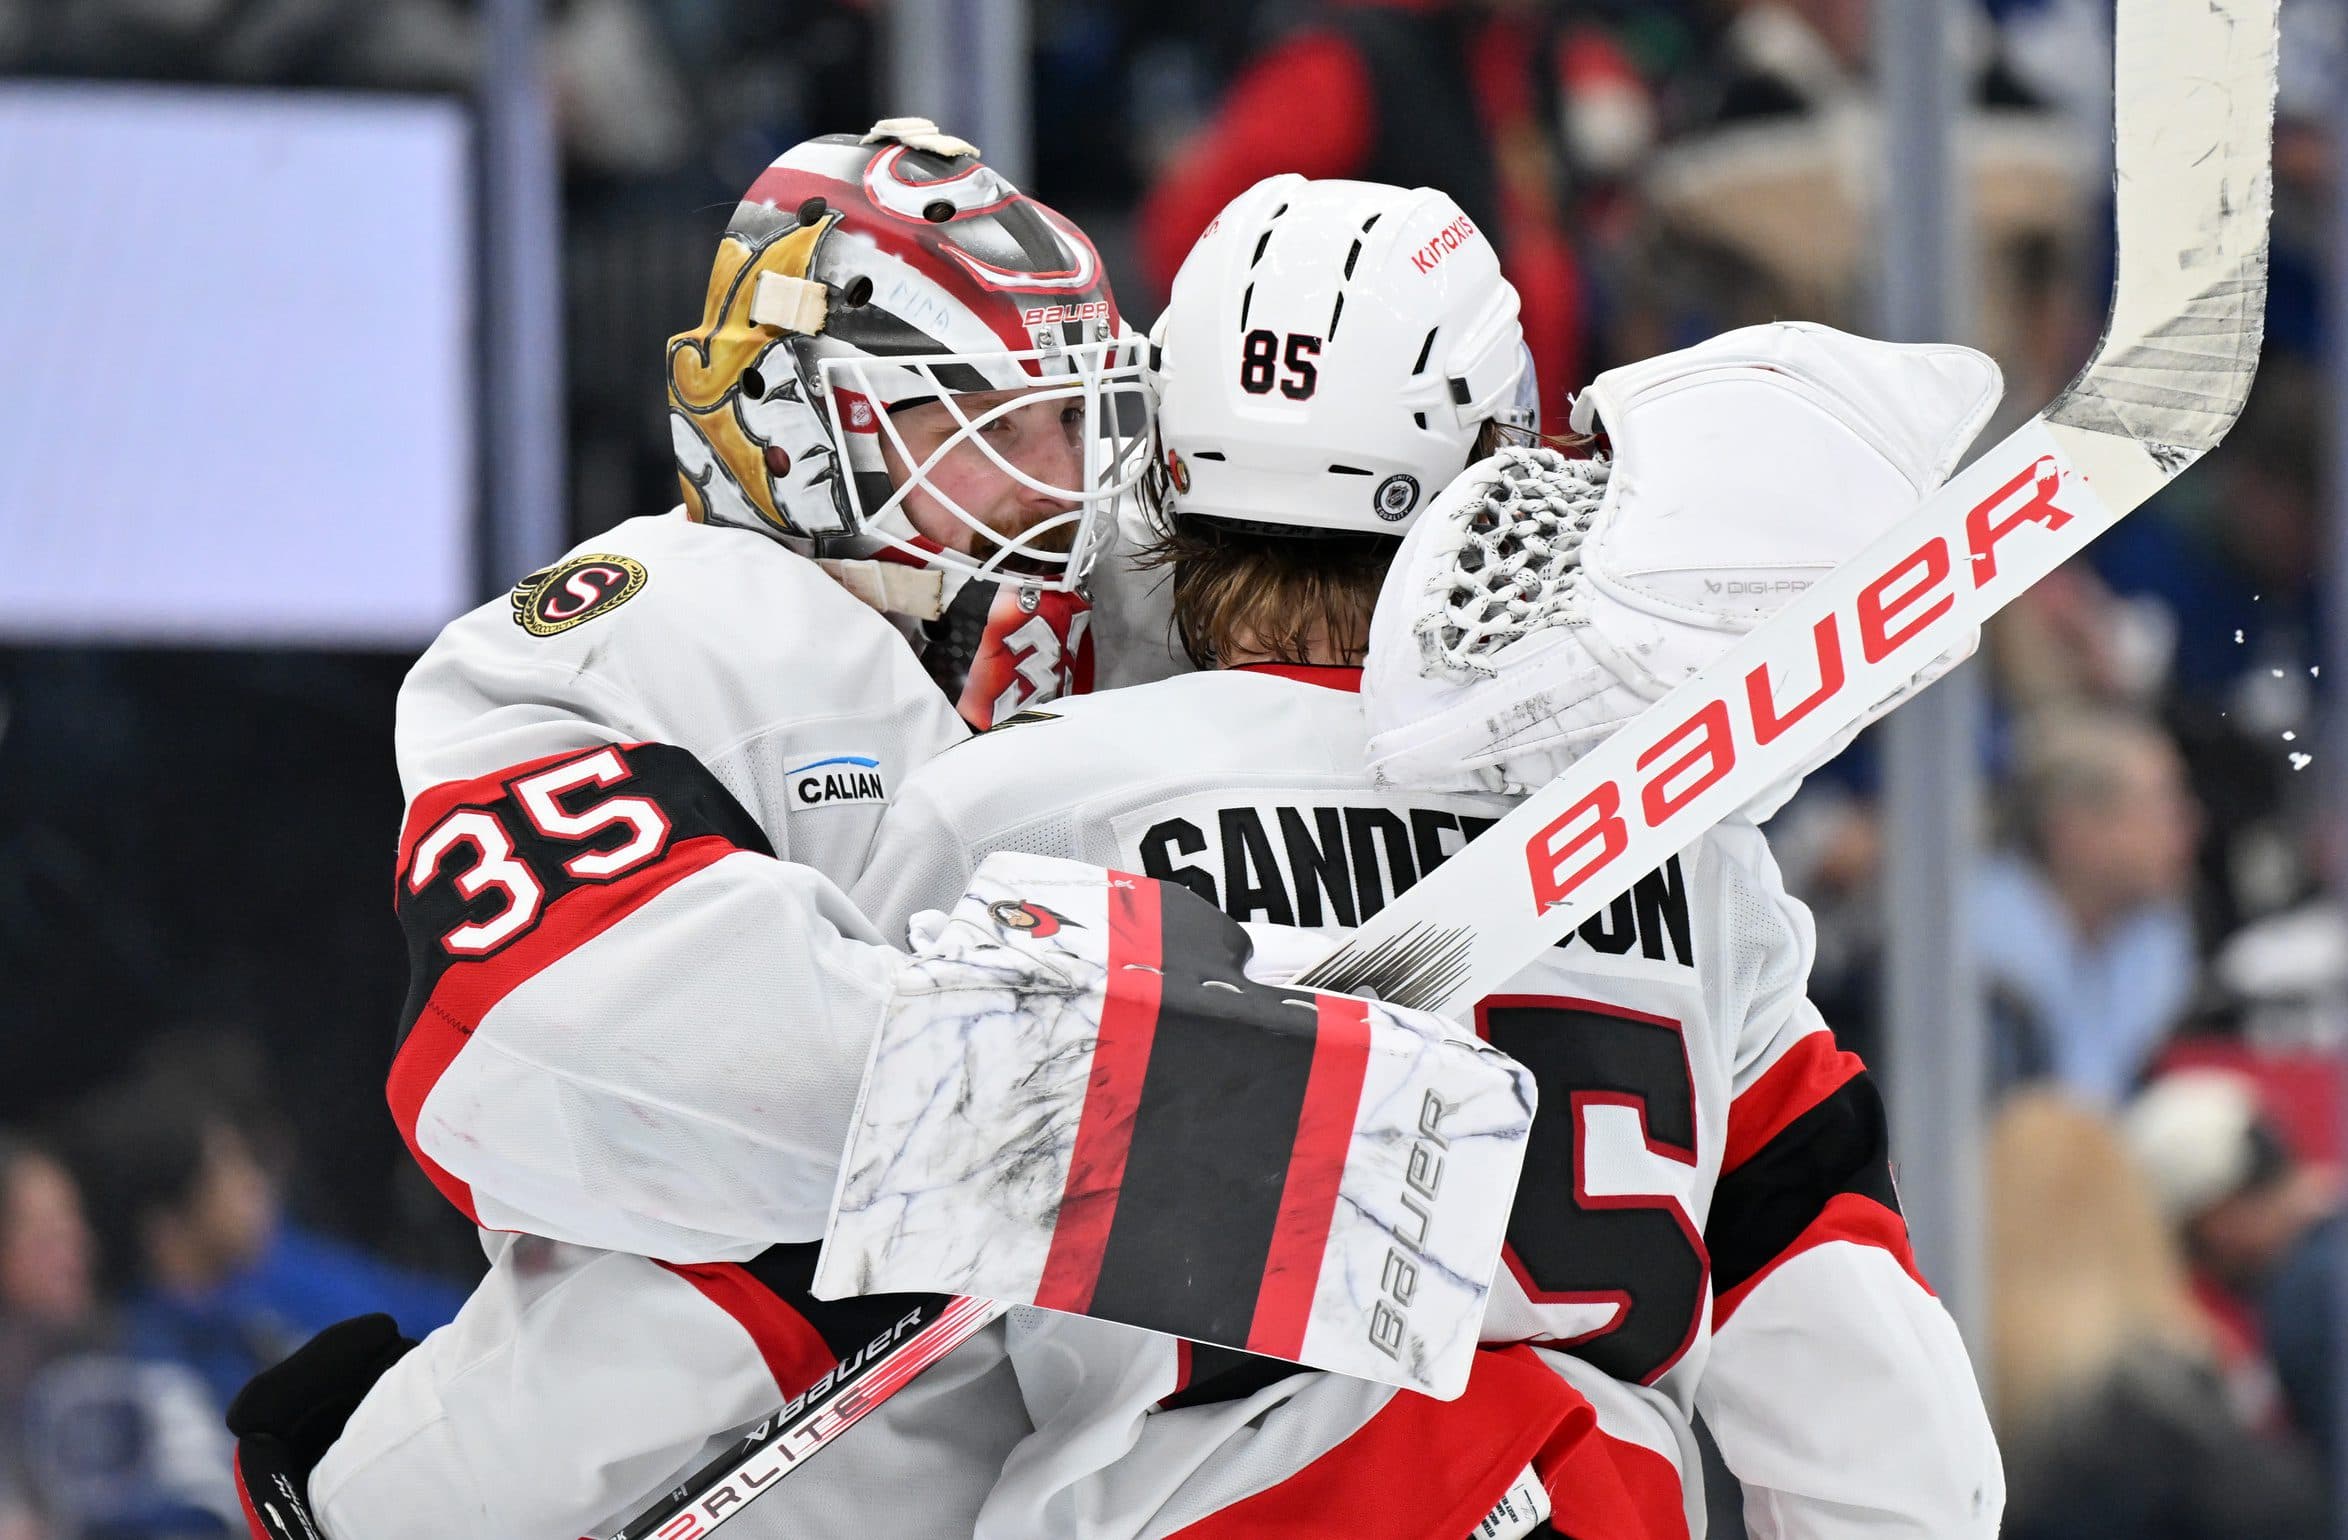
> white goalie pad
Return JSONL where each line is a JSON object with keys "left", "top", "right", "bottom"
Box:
{"left": 1364, "top": 321, "right": 2002, "bottom": 797}
{"left": 813, "top": 852, "right": 1535, "bottom": 1399}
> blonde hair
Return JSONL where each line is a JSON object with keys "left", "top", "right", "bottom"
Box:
{"left": 1988, "top": 1090, "right": 2211, "bottom": 1434}
{"left": 2006, "top": 707, "right": 2174, "bottom": 853}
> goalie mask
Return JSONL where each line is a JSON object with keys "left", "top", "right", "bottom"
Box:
{"left": 1147, "top": 175, "right": 1537, "bottom": 539}
{"left": 667, "top": 119, "right": 1152, "bottom": 727}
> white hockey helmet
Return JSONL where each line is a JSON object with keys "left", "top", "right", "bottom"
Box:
{"left": 1148, "top": 175, "right": 1536, "bottom": 537}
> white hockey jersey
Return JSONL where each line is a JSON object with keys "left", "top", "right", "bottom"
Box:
{"left": 390, "top": 509, "right": 966, "bottom": 1259}
{"left": 310, "top": 1237, "right": 1027, "bottom": 1540}
{"left": 854, "top": 664, "right": 2003, "bottom": 1540}
{"left": 316, "top": 511, "right": 1026, "bottom": 1539}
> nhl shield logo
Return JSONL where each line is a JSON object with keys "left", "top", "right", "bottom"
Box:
{"left": 1372, "top": 474, "right": 1421, "bottom": 523}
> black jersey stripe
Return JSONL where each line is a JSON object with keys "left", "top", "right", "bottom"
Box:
{"left": 1707, "top": 1070, "right": 1900, "bottom": 1299}
{"left": 738, "top": 1240, "right": 947, "bottom": 1362}
{"left": 1160, "top": 1342, "right": 1308, "bottom": 1411}
{"left": 393, "top": 741, "right": 772, "bottom": 1050}
{"left": 1087, "top": 882, "right": 1323, "bottom": 1347}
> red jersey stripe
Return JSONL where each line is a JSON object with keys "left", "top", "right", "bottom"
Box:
{"left": 1166, "top": 1346, "right": 1591, "bottom": 1540}
{"left": 659, "top": 1260, "right": 842, "bottom": 1398}
{"left": 382, "top": 1003, "right": 482, "bottom": 1224}
{"left": 1533, "top": 1399, "right": 1691, "bottom": 1540}
{"left": 1246, "top": 994, "right": 1373, "bottom": 1359}
{"left": 385, "top": 832, "right": 743, "bottom": 1225}
{"left": 1722, "top": 1031, "right": 1865, "bottom": 1175}
{"left": 1712, "top": 1191, "right": 1931, "bottom": 1325}
{"left": 1034, "top": 874, "right": 1164, "bottom": 1315}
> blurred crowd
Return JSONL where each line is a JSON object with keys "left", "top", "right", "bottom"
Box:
{"left": 0, "top": 1033, "right": 466, "bottom": 1536}
{"left": 4, "top": 0, "right": 2348, "bottom": 1536}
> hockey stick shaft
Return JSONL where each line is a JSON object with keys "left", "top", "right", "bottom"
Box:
{"left": 1299, "top": 0, "right": 2277, "bottom": 1011}
{"left": 608, "top": 1295, "right": 1007, "bottom": 1540}
{"left": 615, "top": 0, "right": 2274, "bottom": 1529}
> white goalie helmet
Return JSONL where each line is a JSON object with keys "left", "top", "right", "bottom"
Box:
{"left": 666, "top": 119, "right": 1154, "bottom": 728}
{"left": 1148, "top": 175, "right": 1537, "bottom": 536}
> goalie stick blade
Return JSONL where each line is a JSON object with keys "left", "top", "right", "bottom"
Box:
{"left": 605, "top": 1296, "right": 1007, "bottom": 1540}
{"left": 2047, "top": 0, "right": 2277, "bottom": 487}
{"left": 1300, "top": 0, "right": 2276, "bottom": 1013}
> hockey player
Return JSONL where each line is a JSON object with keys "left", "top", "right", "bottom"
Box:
{"left": 230, "top": 135, "right": 1519, "bottom": 1540}
{"left": 227, "top": 120, "right": 1149, "bottom": 1538}
{"left": 380, "top": 119, "right": 1153, "bottom": 1264}
{"left": 852, "top": 175, "right": 2005, "bottom": 1538}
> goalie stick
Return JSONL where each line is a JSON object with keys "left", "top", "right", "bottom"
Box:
{"left": 606, "top": 1293, "right": 1004, "bottom": 1540}
{"left": 610, "top": 2, "right": 2275, "bottom": 1533}
{"left": 1301, "top": 0, "right": 2277, "bottom": 1010}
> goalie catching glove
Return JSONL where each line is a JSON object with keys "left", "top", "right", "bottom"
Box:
{"left": 814, "top": 853, "right": 1535, "bottom": 1398}
{"left": 1363, "top": 321, "right": 2002, "bottom": 804}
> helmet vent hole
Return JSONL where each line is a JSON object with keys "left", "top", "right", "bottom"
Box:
{"left": 1414, "top": 412, "right": 1428, "bottom": 430}
{"left": 843, "top": 275, "right": 874, "bottom": 308}
{"left": 1250, "top": 228, "right": 1274, "bottom": 268}
{"left": 1360, "top": 212, "right": 1381, "bottom": 233}
{"left": 1328, "top": 291, "right": 1346, "bottom": 340}
{"left": 1239, "top": 283, "right": 1255, "bottom": 330}
{"left": 1328, "top": 465, "right": 1373, "bottom": 476}
{"left": 1192, "top": 451, "right": 1227, "bottom": 461}
{"left": 1448, "top": 377, "right": 1472, "bottom": 405}
{"left": 796, "top": 197, "right": 828, "bottom": 226}
{"left": 1411, "top": 327, "right": 1438, "bottom": 376}
{"left": 1342, "top": 240, "right": 1362, "bottom": 280}
{"left": 923, "top": 199, "right": 956, "bottom": 222}
{"left": 741, "top": 366, "right": 768, "bottom": 400}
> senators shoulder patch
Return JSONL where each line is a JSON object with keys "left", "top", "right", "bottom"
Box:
{"left": 510, "top": 554, "right": 648, "bottom": 636}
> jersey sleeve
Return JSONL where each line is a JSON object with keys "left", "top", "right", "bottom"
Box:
{"left": 848, "top": 708, "right": 1108, "bottom": 943}
{"left": 982, "top": 1315, "right": 1690, "bottom": 1540}
{"left": 1694, "top": 838, "right": 2003, "bottom": 1538}
{"left": 390, "top": 737, "right": 909, "bottom": 1259}
{"left": 308, "top": 1236, "right": 1023, "bottom": 1540}
{"left": 849, "top": 770, "right": 990, "bottom": 947}
{"left": 387, "top": 524, "right": 970, "bottom": 1260}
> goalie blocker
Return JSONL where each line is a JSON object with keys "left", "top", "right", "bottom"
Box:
{"left": 813, "top": 853, "right": 1535, "bottom": 1397}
